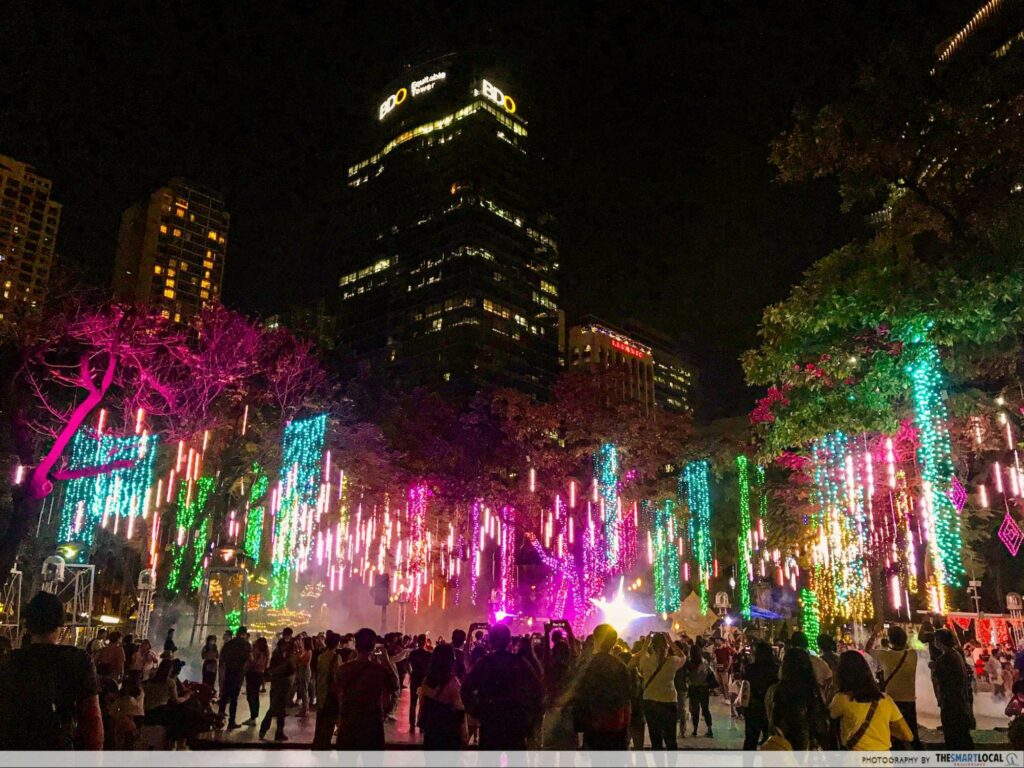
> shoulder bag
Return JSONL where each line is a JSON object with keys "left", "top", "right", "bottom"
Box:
{"left": 844, "top": 699, "right": 881, "bottom": 750}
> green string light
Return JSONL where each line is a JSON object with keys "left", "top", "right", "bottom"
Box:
{"left": 225, "top": 609, "right": 241, "bottom": 634}
{"left": 683, "top": 460, "right": 713, "bottom": 614}
{"left": 166, "top": 476, "right": 215, "bottom": 594}
{"left": 58, "top": 429, "right": 158, "bottom": 548}
{"left": 271, "top": 413, "right": 328, "bottom": 609}
{"left": 903, "top": 321, "right": 964, "bottom": 590}
{"left": 653, "top": 498, "right": 681, "bottom": 613}
{"left": 736, "top": 455, "right": 752, "bottom": 620}
{"left": 800, "top": 588, "right": 820, "bottom": 653}
{"left": 244, "top": 464, "right": 269, "bottom": 564}
{"left": 190, "top": 517, "right": 210, "bottom": 592}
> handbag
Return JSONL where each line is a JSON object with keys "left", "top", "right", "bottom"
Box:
{"left": 760, "top": 727, "right": 792, "bottom": 751}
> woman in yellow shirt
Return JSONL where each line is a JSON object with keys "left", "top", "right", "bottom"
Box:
{"left": 829, "top": 651, "right": 913, "bottom": 750}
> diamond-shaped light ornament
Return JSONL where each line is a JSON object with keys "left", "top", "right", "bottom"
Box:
{"left": 947, "top": 475, "right": 967, "bottom": 513}
{"left": 998, "top": 512, "right": 1024, "bottom": 556}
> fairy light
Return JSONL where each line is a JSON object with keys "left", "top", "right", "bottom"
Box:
{"left": 800, "top": 588, "right": 820, "bottom": 653}
{"left": 735, "top": 455, "right": 753, "bottom": 619}
{"left": 244, "top": 464, "right": 270, "bottom": 564}
{"left": 653, "top": 498, "right": 681, "bottom": 613}
{"left": 270, "top": 413, "right": 328, "bottom": 608}
{"left": 904, "top": 322, "right": 964, "bottom": 587}
{"left": 167, "top": 476, "right": 215, "bottom": 594}
{"left": 58, "top": 428, "right": 159, "bottom": 548}
{"left": 595, "top": 443, "right": 619, "bottom": 568}
{"left": 682, "top": 460, "right": 713, "bottom": 614}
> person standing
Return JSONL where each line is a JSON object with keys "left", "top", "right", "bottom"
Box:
{"left": 933, "top": 628, "right": 975, "bottom": 749}
{"left": 765, "top": 647, "right": 831, "bottom": 750}
{"left": 294, "top": 635, "right": 313, "bottom": 718}
{"left": 571, "top": 624, "right": 632, "bottom": 749}
{"left": 682, "top": 643, "right": 715, "bottom": 738}
{"left": 740, "top": 641, "right": 779, "bottom": 750}
{"left": 163, "top": 628, "right": 177, "bottom": 657}
{"left": 0, "top": 592, "right": 104, "bottom": 750}
{"left": 129, "top": 639, "right": 159, "bottom": 681}
{"left": 259, "top": 637, "right": 296, "bottom": 742}
{"left": 313, "top": 632, "right": 342, "bottom": 749}
{"left": 450, "top": 629, "right": 468, "bottom": 680}
{"left": 217, "top": 629, "right": 232, "bottom": 695}
{"left": 417, "top": 644, "right": 465, "bottom": 749}
{"left": 634, "top": 633, "right": 685, "bottom": 749}
{"left": 243, "top": 636, "right": 270, "bottom": 726}
{"left": 868, "top": 625, "right": 922, "bottom": 749}
{"left": 218, "top": 626, "right": 251, "bottom": 729}
{"left": 201, "top": 635, "right": 219, "bottom": 689}
{"left": 406, "top": 634, "right": 432, "bottom": 733}
{"left": 86, "top": 628, "right": 107, "bottom": 659}
{"left": 461, "top": 623, "right": 543, "bottom": 750}
{"left": 829, "top": 651, "right": 913, "bottom": 750}
{"left": 335, "top": 629, "right": 399, "bottom": 750}
{"left": 95, "top": 630, "right": 126, "bottom": 684}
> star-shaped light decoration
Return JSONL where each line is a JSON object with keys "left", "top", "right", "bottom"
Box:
{"left": 589, "top": 576, "right": 654, "bottom": 632}
{"left": 998, "top": 512, "right": 1023, "bottom": 557}
{"left": 947, "top": 475, "right": 967, "bottom": 513}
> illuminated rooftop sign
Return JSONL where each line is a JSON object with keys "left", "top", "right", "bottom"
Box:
{"left": 481, "top": 79, "right": 516, "bottom": 114}
{"left": 379, "top": 71, "right": 448, "bottom": 120}
{"left": 611, "top": 338, "right": 649, "bottom": 360}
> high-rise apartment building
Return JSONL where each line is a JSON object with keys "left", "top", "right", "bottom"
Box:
{"left": 0, "top": 155, "right": 62, "bottom": 322}
{"left": 336, "top": 55, "right": 561, "bottom": 395}
{"left": 113, "top": 179, "right": 228, "bottom": 323}
{"left": 568, "top": 318, "right": 695, "bottom": 414}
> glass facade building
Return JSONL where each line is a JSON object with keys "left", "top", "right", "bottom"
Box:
{"left": 337, "top": 56, "right": 562, "bottom": 395}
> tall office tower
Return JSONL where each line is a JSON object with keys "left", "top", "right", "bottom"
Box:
{"left": 113, "top": 179, "right": 228, "bottom": 323}
{"left": 338, "top": 56, "right": 562, "bottom": 395}
{"left": 0, "top": 155, "right": 62, "bottom": 322}
{"left": 568, "top": 318, "right": 696, "bottom": 415}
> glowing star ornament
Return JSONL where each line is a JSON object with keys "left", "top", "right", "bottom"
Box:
{"left": 947, "top": 475, "right": 967, "bottom": 513}
{"left": 590, "top": 576, "right": 653, "bottom": 632}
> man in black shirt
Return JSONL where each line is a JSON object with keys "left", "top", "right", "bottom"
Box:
{"left": 0, "top": 592, "right": 103, "bottom": 750}
{"left": 218, "top": 626, "right": 252, "bottom": 729}
{"left": 335, "top": 628, "right": 399, "bottom": 750}
{"left": 572, "top": 624, "right": 632, "bottom": 749}
{"left": 462, "top": 623, "right": 543, "bottom": 750}
{"left": 406, "top": 634, "right": 432, "bottom": 731}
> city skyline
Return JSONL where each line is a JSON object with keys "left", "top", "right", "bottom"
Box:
{"left": 1, "top": 1, "right": 977, "bottom": 415}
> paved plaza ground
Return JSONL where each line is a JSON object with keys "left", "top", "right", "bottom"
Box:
{"left": 195, "top": 682, "right": 1011, "bottom": 750}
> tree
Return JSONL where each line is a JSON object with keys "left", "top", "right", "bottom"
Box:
{"left": 2, "top": 300, "right": 330, "bottom": 584}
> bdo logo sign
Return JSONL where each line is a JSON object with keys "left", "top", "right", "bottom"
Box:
{"left": 481, "top": 79, "right": 516, "bottom": 114}
{"left": 378, "top": 87, "right": 408, "bottom": 120}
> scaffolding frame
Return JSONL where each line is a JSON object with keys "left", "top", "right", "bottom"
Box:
{"left": 0, "top": 569, "right": 22, "bottom": 641}
{"left": 190, "top": 566, "right": 248, "bottom": 646}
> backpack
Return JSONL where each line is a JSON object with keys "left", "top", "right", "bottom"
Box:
{"left": 0, "top": 647, "right": 74, "bottom": 750}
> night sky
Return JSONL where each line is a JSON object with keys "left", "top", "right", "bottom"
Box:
{"left": 1, "top": 1, "right": 972, "bottom": 417}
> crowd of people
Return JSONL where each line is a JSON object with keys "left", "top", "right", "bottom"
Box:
{"left": 1, "top": 591, "right": 1023, "bottom": 752}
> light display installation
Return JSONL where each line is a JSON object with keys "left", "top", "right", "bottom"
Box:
{"left": 58, "top": 428, "right": 158, "bottom": 548}
{"left": 682, "top": 460, "right": 713, "bottom": 614}
{"left": 270, "top": 413, "right": 328, "bottom": 609}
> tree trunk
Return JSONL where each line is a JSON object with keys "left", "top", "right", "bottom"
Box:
{"left": 0, "top": 486, "right": 45, "bottom": 585}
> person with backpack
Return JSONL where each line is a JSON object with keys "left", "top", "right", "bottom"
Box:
{"left": 461, "top": 623, "right": 543, "bottom": 750}
{"left": 829, "top": 650, "right": 913, "bottom": 750}
{"left": 0, "top": 591, "right": 104, "bottom": 750}
{"left": 867, "top": 625, "right": 922, "bottom": 749}
{"left": 632, "top": 632, "right": 686, "bottom": 749}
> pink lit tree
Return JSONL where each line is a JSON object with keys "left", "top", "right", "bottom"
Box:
{"left": 1, "top": 301, "right": 330, "bottom": 582}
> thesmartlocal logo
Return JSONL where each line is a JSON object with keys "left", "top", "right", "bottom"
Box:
{"left": 934, "top": 753, "right": 1022, "bottom": 767}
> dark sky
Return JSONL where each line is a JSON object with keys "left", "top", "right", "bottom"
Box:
{"left": 1, "top": 1, "right": 973, "bottom": 417}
